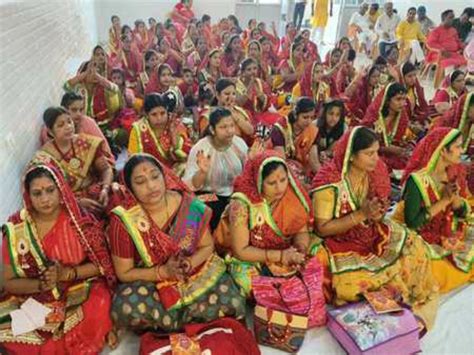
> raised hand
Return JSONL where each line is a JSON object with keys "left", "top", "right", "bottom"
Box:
{"left": 196, "top": 150, "right": 211, "bottom": 174}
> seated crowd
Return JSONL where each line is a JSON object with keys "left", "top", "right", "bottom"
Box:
{"left": 1, "top": 0, "right": 473, "bottom": 353}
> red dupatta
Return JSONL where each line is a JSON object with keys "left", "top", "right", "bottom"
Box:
{"left": 145, "top": 63, "right": 172, "bottom": 95}
{"left": 232, "top": 151, "right": 312, "bottom": 249}
{"left": 299, "top": 62, "right": 330, "bottom": 114}
{"left": 4, "top": 163, "right": 116, "bottom": 303}
{"left": 398, "top": 63, "right": 430, "bottom": 123}
{"left": 311, "top": 127, "right": 393, "bottom": 257}
{"left": 439, "top": 92, "right": 473, "bottom": 152}
{"left": 347, "top": 73, "right": 380, "bottom": 122}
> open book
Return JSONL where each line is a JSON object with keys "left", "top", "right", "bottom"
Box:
{"left": 10, "top": 298, "right": 51, "bottom": 336}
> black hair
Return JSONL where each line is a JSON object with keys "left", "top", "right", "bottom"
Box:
{"left": 288, "top": 97, "right": 316, "bottom": 124}
{"left": 24, "top": 167, "right": 55, "bottom": 194}
{"left": 407, "top": 7, "right": 416, "bottom": 13}
{"left": 228, "top": 15, "right": 240, "bottom": 27}
{"left": 374, "top": 56, "right": 387, "bottom": 66}
{"left": 248, "top": 19, "right": 256, "bottom": 27}
{"left": 259, "top": 36, "right": 270, "bottom": 45}
{"left": 317, "top": 100, "right": 346, "bottom": 141}
{"left": 462, "top": 7, "right": 474, "bottom": 17}
{"left": 401, "top": 61, "right": 417, "bottom": 76}
{"left": 144, "top": 49, "right": 158, "bottom": 64}
{"left": 261, "top": 161, "right": 288, "bottom": 182}
{"left": 60, "top": 92, "right": 83, "bottom": 108}
{"left": 367, "top": 65, "right": 380, "bottom": 80}
{"left": 347, "top": 49, "right": 356, "bottom": 62}
{"left": 203, "top": 107, "right": 232, "bottom": 137}
{"left": 43, "top": 106, "right": 69, "bottom": 129}
{"left": 93, "top": 45, "right": 105, "bottom": 55}
{"left": 158, "top": 64, "right": 172, "bottom": 78}
{"left": 250, "top": 28, "right": 261, "bottom": 38}
{"left": 143, "top": 92, "right": 176, "bottom": 114}
{"left": 182, "top": 67, "right": 193, "bottom": 75}
{"left": 111, "top": 15, "right": 119, "bottom": 22}
{"left": 240, "top": 57, "right": 257, "bottom": 72}
{"left": 121, "top": 25, "right": 132, "bottom": 36}
{"left": 450, "top": 70, "right": 465, "bottom": 84}
{"left": 285, "top": 22, "right": 295, "bottom": 30}
{"left": 382, "top": 83, "right": 407, "bottom": 117}
{"left": 111, "top": 67, "right": 125, "bottom": 81}
{"left": 441, "top": 9, "right": 454, "bottom": 21}
{"left": 225, "top": 34, "right": 241, "bottom": 54}
{"left": 370, "top": 4, "right": 379, "bottom": 10}
{"left": 123, "top": 155, "right": 164, "bottom": 193}
{"left": 198, "top": 82, "right": 214, "bottom": 103}
{"left": 148, "top": 17, "right": 156, "bottom": 24}
{"left": 215, "top": 78, "right": 235, "bottom": 94}
{"left": 202, "top": 14, "right": 211, "bottom": 23}
{"left": 352, "top": 127, "right": 379, "bottom": 154}
{"left": 135, "top": 19, "right": 145, "bottom": 27}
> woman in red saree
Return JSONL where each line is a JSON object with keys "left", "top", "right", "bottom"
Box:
{"left": 322, "top": 48, "right": 343, "bottom": 96}
{"left": 292, "top": 62, "right": 331, "bottom": 116}
{"left": 399, "top": 127, "right": 474, "bottom": 293}
{"left": 301, "top": 29, "right": 321, "bottom": 63}
{"left": 246, "top": 40, "right": 271, "bottom": 83}
{"left": 181, "top": 22, "right": 199, "bottom": 58}
{"left": 136, "top": 49, "right": 163, "bottom": 99}
{"left": 270, "top": 98, "right": 319, "bottom": 183}
{"left": 145, "top": 63, "right": 185, "bottom": 114}
{"left": 311, "top": 126, "right": 438, "bottom": 330}
{"left": 133, "top": 20, "right": 150, "bottom": 54}
{"left": 345, "top": 65, "right": 382, "bottom": 123}
{"left": 197, "top": 48, "right": 222, "bottom": 88}
{"left": 111, "top": 35, "right": 144, "bottom": 87}
{"left": 186, "top": 36, "right": 208, "bottom": 76}
{"left": 235, "top": 58, "right": 280, "bottom": 128}
{"left": 109, "top": 154, "right": 245, "bottom": 332}
{"left": 335, "top": 49, "right": 357, "bottom": 97}
{"left": 214, "top": 151, "right": 311, "bottom": 296}
{"left": 273, "top": 38, "right": 306, "bottom": 99}
{"left": 1, "top": 163, "right": 116, "bottom": 353}
{"left": 33, "top": 107, "right": 114, "bottom": 214}
{"left": 432, "top": 70, "right": 467, "bottom": 116}
{"left": 155, "top": 37, "right": 184, "bottom": 75}
{"left": 278, "top": 22, "right": 297, "bottom": 60}
{"left": 257, "top": 21, "right": 280, "bottom": 52}
{"left": 128, "top": 93, "right": 191, "bottom": 177}
{"left": 109, "top": 15, "right": 122, "bottom": 55}
{"left": 260, "top": 36, "right": 279, "bottom": 78}
{"left": 221, "top": 35, "right": 245, "bottom": 78}
{"left": 361, "top": 82, "right": 411, "bottom": 171}
{"left": 171, "top": 0, "right": 195, "bottom": 34}
{"left": 397, "top": 61, "right": 431, "bottom": 126}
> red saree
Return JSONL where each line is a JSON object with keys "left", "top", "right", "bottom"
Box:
{"left": 298, "top": 62, "right": 331, "bottom": 115}
{"left": 397, "top": 63, "right": 430, "bottom": 124}
{"left": 346, "top": 74, "right": 380, "bottom": 123}
{"left": 111, "top": 48, "right": 143, "bottom": 84}
{"left": 1, "top": 163, "right": 115, "bottom": 353}
{"left": 361, "top": 83, "right": 410, "bottom": 170}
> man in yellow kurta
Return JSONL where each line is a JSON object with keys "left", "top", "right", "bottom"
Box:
{"left": 396, "top": 7, "right": 426, "bottom": 64}
{"left": 311, "top": 0, "right": 333, "bottom": 45}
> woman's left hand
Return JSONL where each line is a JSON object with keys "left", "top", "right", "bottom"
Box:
{"left": 249, "top": 139, "right": 264, "bottom": 159}
{"left": 99, "top": 186, "right": 110, "bottom": 207}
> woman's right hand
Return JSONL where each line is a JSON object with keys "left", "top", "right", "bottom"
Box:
{"left": 360, "top": 197, "right": 385, "bottom": 222}
{"left": 161, "top": 256, "right": 187, "bottom": 281}
{"left": 281, "top": 247, "right": 305, "bottom": 266}
{"left": 79, "top": 198, "right": 103, "bottom": 213}
{"left": 196, "top": 150, "right": 211, "bottom": 174}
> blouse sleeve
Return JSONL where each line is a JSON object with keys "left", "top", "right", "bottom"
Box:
{"left": 312, "top": 187, "right": 336, "bottom": 221}
{"left": 403, "top": 177, "right": 429, "bottom": 229}
{"left": 2, "top": 234, "right": 10, "bottom": 266}
{"left": 108, "top": 214, "right": 137, "bottom": 259}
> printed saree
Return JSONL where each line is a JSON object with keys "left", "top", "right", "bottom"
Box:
{"left": 400, "top": 127, "right": 474, "bottom": 293}
{"left": 0, "top": 163, "right": 115, "bottom": 352}
{"left": 292, "top": 62, "right": 331, "bottom": 115}
{"left": 311, "top": 127, "right": 438, "bottom": 329}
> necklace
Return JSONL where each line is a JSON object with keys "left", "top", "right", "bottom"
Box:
{"left": 53, "top": 139, "right": 81, "bottom": 171}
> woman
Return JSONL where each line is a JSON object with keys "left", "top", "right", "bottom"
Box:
{"left": 133, "top": 19, "right": 150, "bottom": 53}
{"left": 80, "top": 45, "right": 110, "bottom": 78}
{"left": 312, "top": 127, "right": 438, "bottom": 330}
{"left": 33, "top": 107, "right": 114, "bottom": 213}
{"left": 273, "top": 38, "right": 306, "bottom": 95}
{"left": 197, "top": 82, "right": 215, "bottom": 137}
{"left": 315, "top": 99, "right": 348, "bottom": 166}
{"left": 109, "top": 15, "right": 122, "bottom": 55}
{"left": 154, "top": 37, "right": 184, "bottom": 76}
{"left": 64, "top": 59, "right": 121, "bottom": 129}
{"left": 301, "top": 29, "right": 321, "bottom": 62}
{"left": 197, "top": 48, "right": 222, "bottom": 87}
{"left": 1, "top": 164, "right": 116, "bottom": 352}
{"left": 246, "top": 40, "right": 271, "bottom": 82}
{"left": 400, "top": 127, "right": 474, "bottom": 293}
{"left": 271, "top": 97, "right": 319, "bottom": 181}
{"left": 218, "top": 152, "right": 311, "bottom": 296}
{"left": 145, "top": 63, "right": 184, "bottom": 114}
{"left": 260, "top": 36, "right": 279, "bottom": 77}
{"left": 137, "top": 49, "right": 162, "bottom": 99}
{"left": 186, "top": 36, "right": 208, "bottom": 75}
{"left": 212, "top": 78, "right": 254, "bottom": 143}
{"left": 109, "top": 153, "right": 245, "bottom": 333}
{"left": 335, "top": 49, "right": 357, "bottom": 97}
{"left": 397, "top": 61, "right": 431, "bottom": 125}
{"left": 183, "top": 107, "right": 249, "bottom": 231}
{"left": 432, "top": 70, "right": 467, "bottom": 115}
{"left": 279, "top": 22, "right": 297, "bottom": 60}
{"left": 111, "top": 35, "right": 143, "bottom": 86}
{"left": 292, "top": 62, "right": 331, "bottom": 115}
{"left": 171, "top": 0, "right": 195, "bottom": 31}
{"left": 361, "top": 82, "right": 411, "bottom": 171}
{"left": 128, "top": 93, "right": 191, "bottom": 176}
{"left": 181, "top": 22, "right": 199, "bottom": 57}
{"left": 221, "top": 34, "right": 245, "bottom": 78}
{"left": 235, "top": 58, "right": 280, "bottom": 129}
{"left": 346, "top": 65, "right": 382, "bottom": 123}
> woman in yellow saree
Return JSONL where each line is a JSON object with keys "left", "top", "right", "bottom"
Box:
{"left": 311, "top": 126, "right": 438, "bottom": 330}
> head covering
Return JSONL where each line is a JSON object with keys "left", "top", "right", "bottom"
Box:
{"left": 300, "top": 62, "right": 318, "bottom": 98}
{"left": 145, "top": 63, "right": 173, "bottom": 95}
{"left": 233, "top": 151, "right": 311, "bottom": 234}
{"left": 21, "top": 163, "right": 116, "bottom": 286}
{"left": 398, "top": 61, "right": 429, "bottom": 113}
{"left": 312, "top": 126, "right": 391, "bottom": 200}
{"left": 401, "top": 128, "right": 467, "bottom": 195}
{"left": 441, "top": 92, "right": 473, "bottom": 133}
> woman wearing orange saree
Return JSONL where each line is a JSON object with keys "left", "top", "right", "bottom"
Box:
{"left": 33, "top": 107, "right": 114, "bottom": 214}
{"left": 400, "top": 127, "right": 474, "bottom": 293}
{"left": 1, "top": 163, "right": 116, "bottom": 353}
{"left": 216, "top": 151, "right": 311, "bottom": 296}
{"left": 128, "top": 93, "right": 191, "bottom": 177}
{"left": 270, "top": 97, "right": 319, "bottom": 182}
{"left": 361, "top": 82, "right": 411, "bottom": 171}
{"left": 235, "top": 58, "right": 280, "bottom": 128}
{"left": 311, "top": 127, "right": 438, "bottom": 330}
{"left": 292, "top": 62, "right": 331, "bottom": 116}
{"left": 109, "top": 154, "right": 245, "bottom": 332}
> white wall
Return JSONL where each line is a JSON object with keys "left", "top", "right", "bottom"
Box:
{"left": 0, "top": 0, "right": 98, "bottom": 226}
{"left": 95, "top": 0, "right": 237, "bottom": 44}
